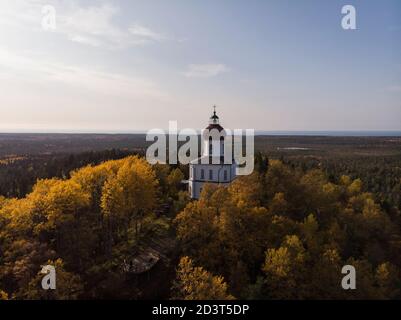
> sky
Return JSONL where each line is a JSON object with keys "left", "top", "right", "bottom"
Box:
{"left": 0, "top": 0, "right": 400, "bottom": 133}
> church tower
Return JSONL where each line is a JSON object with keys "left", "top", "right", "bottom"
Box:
{"left": 203, "top": 106, "right": 225, "bottom": 158}
{"left": 188, "top": 107, "right": 237, "bottom": 199}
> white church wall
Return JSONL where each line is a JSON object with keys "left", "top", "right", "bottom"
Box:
{"left": 188, "top": 162, "right": 237, "bottom": 199}
{"left": 190, "top": 163, "right": 235, "bottom": 183}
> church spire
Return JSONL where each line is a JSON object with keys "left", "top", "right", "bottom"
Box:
{"left": 209, "top": 105, "right": 219, "bottom": 124}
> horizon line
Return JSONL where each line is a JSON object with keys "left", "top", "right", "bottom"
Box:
{"left": 1, "top": 130, "right": 401, "bottom": 137}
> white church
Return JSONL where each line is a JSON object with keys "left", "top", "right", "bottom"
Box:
{"left": 188, "top": 108, "right": 237, "bottom": 199}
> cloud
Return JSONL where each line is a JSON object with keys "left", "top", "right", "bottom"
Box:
{"left": 184, "top": 64, "right": 230, "bottom": 78}
{"left": 0, "top": 1, "right": 169, "bottom": 49}
{"left": 58, "top": 3, "right": 124, "bottom": 47}
{"left": 0, "top": 0, "right": 42, "bottom": 29}
{"left": 128, "top": 24, "right": 166, "bottom": 43}
{"left": 0, "top": 47, "right": 170, "bottom": 102}
{"left": 57, "top": 3, "right": 168, "bottom": 48}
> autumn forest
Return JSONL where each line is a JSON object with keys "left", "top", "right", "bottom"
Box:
{"left": 0, "top": 134, "right": 400, "bottom": 300}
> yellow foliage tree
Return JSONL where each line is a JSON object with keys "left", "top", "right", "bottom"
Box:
{"left": 172, "top": 256, "right": 234, "bottom": 300}
{"left": 375, "top": 262, "right": 400, "bottom": 299}
{"left": 0, "top": 290, "right": 8, "bottom": 300}
{"left": 101, "top": 156, "right": 158, "bottom": 243}
{"left": 167, "top": 168, "right": 184, "bottom": 197}
{"left": 263, "top": 235, "right": 307, "bottom": 299}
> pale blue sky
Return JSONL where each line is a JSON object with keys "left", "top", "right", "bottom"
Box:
{"left": 0, "top": 0, "right": 400, "bottom": 132}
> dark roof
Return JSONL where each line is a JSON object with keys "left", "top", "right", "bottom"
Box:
{"left": 205, "top": 123, "right": 224, "bottom": 131}
{"left": 210, "top": 113, "right": 219, "bottom": 121}
{"left": 121, "top": 236, "right": 176, "bottom": 274}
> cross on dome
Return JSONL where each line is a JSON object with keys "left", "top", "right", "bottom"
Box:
{"left": 206, "top": 105, "right": 224, "bottom": 132}
{"left": 209, "top": 105, "right": 219, "bottom": 124}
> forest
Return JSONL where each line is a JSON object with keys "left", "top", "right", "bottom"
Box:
{"left": 0, "top": 134, "right": 400, "bottom": 299}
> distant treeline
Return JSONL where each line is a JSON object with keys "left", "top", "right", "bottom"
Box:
{"left": 279, "top": 155, "right": 401, "bottom": 215}
{"left": 0, "top": 149, "right": 140, "bottom": 198}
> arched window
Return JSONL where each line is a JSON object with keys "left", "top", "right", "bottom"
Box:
{"left": 220, "top": 136, "right": 224, "bottom": 156}
{"left": 209, "top": 136, "right": 213, "bottom": 155}
{"left": 209, "top": 170, "right": 213, "bottom": 180}
{"left": 224, "top": 170, "right": 227, "bottom": 181}
{"left": 191, "top": 167, "right": 196, "bottom": 179}
{"left": 201, "top": 169, "right": 205, "bottom": 180}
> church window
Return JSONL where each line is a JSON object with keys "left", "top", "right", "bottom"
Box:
{"left": 209, "top": 170, "right": 213, "bottom": 180}
{"left": 224, "top": 170, "right": 227, "bottom": 181}
{"left": 191, "top": 167, "right": 196, "bottom": 179}
{"left": 201, "top": 169, "right": 205, "bottom": 179}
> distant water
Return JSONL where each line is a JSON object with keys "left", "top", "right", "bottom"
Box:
{"left": 277, "top": 147, "right": 311, "bottom": 150}
{"left": 256, "top": 131, "right": 401, "bottom": 137}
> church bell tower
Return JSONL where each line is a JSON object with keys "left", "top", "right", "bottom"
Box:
{"left": 188, "top": 107, "right": 236, "bottom": 199}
